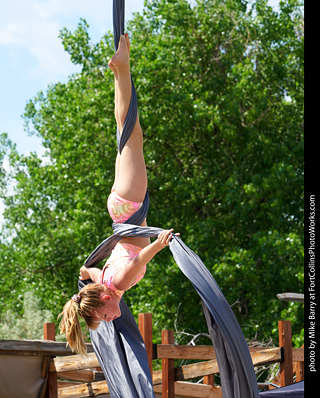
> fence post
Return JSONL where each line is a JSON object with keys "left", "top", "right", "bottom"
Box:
{"left": 203, "top": 375, "right": 215, "bottom": 386}
{"left": 43, "top": 323, "right": 58, "bottom": 398}
{"left": 162, "top": 329, "right": 175, "bottom": 398}
{"left": 138, "top": 313, "right": 153, "bottom": 380}
{"left": 278, "top": 320, "right": 293, "bottom": 387}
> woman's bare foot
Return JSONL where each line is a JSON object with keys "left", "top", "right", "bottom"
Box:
{"left": 108, "top": 33, "right": 130, "bottom": 73}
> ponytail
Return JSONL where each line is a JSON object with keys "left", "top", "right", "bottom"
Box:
{"left": 59, "top": 283, "right": 111, "bottom": 356}
{"left": 59, "top": 299, "right": 87, "bottom": 356}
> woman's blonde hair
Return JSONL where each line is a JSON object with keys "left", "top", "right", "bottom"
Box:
{"left": 59, "top": 283, "right": 111, "bottom": 356}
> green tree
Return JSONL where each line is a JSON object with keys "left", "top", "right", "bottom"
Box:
{"left": 0, "top": 291, "right": 53, "bottom": 340}
{"left": 0, "top": 0, "right": 304, "bottom": 344}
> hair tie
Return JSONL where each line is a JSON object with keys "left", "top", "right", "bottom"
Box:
{"left": 72, "top": 294, "right": 81, "bottom": 304}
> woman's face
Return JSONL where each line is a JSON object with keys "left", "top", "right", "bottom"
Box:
{"left": 95, "top": 294, "right": 121, "bottom": 323}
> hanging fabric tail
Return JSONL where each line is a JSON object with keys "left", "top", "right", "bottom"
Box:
{"left": 112, "top": 224, "right": 261, "bottom": 398}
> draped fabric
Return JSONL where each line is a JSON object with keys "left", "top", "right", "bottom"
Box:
{"left": 259, "top": 382, "right": 304, "bottom": 397}
{"left": 79, "top": 1, "right": 260, "bottom": 397}
{"left": 85, "top": 225, "right": 260, "bottom": 398}
{"left": 79, "top": 278, "right": 155, "bottom": 398}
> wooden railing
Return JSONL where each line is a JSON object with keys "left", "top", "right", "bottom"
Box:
{"left": 0, "top": 316, "right": 304, "bottom": 398}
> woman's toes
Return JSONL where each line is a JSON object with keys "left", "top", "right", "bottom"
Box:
{"left": 124, "top": 33, "right": 130, "bottom": 54}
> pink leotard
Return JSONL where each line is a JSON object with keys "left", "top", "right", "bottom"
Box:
{"left": 99, "top": 242, "right": 146, "bottom": 297}
{"left": 107, "top": 190, "right": 143, "bottom": 223}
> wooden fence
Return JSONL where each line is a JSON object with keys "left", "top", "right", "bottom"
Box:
{"left": 0, "top": 315, "right": 304, "bottom": 398}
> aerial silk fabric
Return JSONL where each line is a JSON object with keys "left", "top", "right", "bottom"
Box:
{"left": 80, "top": 0, "right": 260, "bottom": 397}
{"left": 259, "top": 382, "right": 304, "bottom": 397}
{"left": 79, "top": 278, "right": 155, "bottom": 398}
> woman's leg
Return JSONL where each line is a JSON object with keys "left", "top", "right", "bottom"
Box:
{"left": 108, "top": 34, "right": 147, "bottom": 203}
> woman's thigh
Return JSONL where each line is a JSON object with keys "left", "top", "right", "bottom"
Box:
{"left": 114, "top": 121, "right": 147, "bottom": 202}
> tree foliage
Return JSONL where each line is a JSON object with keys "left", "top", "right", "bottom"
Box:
{"left": 0, "top": 291, "right": 53, "bottom": 340}
{"left": 0, "top": 0, "right": 304, "bottom": 345}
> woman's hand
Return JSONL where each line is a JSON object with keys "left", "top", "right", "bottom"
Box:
{"left": 79, "top": 265, "right": 90, "bottom": 280}
{"left": 156, "top": 229, "right": 180, "bottom": 248}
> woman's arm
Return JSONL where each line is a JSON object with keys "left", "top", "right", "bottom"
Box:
{"left": 113, "top": 229, "right": 178, "bottom": 291}
{"left": 79, "top": 266, "right": 102, "bottom": 283}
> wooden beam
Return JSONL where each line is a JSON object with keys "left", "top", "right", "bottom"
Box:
{"left": 152, "top": 347, "right": 281, "bottom": 385}
{"left": 154, "top": 382, "right": 222, "bottom": 398}
{"left": 156, "top": 344, "right": 285, "bottom": 361}
{"left": 0, "top": 339, "right": 93, "bottom": 356}
{"left": 50, "top": 352, "right": 99, "bottom": 373}
{"left": 292, "top": 347, "right": 304, "bottom": 363}
{"left": 58, "top": 380, "right": 109, "bottom": 398}
{"left": 44, "top": 323, "right": 56, "bottom": 341}
{"left": 42, "top": 356, "right": 50, "bottom": 378}
{"left": 293, "top": 344, "right": 304, "bottom": 382}
{"left": 139, "top": 313, "right": 153, "bottom": 379}
{"left": 251, "top": 347, "right": 282, "bottom": 367}
{"left": 51, "top": 345, "right": 287, "bottom": 377}
{"left": 174, "top": 360, "right": 219, "bottom": 382}
{"left": 203, "top": 374, "right": 215, "bottom": 386}
{"left": 57, "top": 370, "right": 105, "bottom": 382}
{"left": 278, "top": 321, "right": 293, "bottom": 387}
{"left": 44, "top": 323, "right": 58, "bottom": 398}
{"left": 277, "top": 293, "right": 304, "bottom": 303}
{"left": 162, "top": 330, "right": 175, "bottom": 398}
{"left": 157, "top": 345, "right": 216, "bottom": 360}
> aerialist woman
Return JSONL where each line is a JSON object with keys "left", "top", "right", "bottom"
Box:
{"left": 59, "top": 34, "right": 178, "bottom": 356}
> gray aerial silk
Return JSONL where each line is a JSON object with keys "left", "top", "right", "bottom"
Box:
{"left": 79, "top": 278, "right": 155, "bottom": 398}
{"left": 259, "top": 382, "right": 304, "bottom": 397}
{"left": 79, "top": 0, "right": 260, "bottom": 397}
